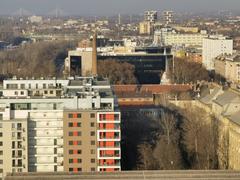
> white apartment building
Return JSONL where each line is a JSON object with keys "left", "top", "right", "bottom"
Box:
{"left": 203, "top": 35, "right": 233, "bottom": 70}
{"left": 0, "top": 76, "right": 120, "bottom": 178}
{"left": 154, "top": 28, "right": 208, "bottom": 47}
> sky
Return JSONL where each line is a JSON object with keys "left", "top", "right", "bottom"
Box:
{"left": 0, "top": 0, "right": 240, "bottom": 16}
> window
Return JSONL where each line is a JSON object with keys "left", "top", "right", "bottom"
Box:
{"left": 14, "top": 91, "right": 18, "bottom": 95}
{"left": 17, "top": 159, "right": 22, "bottom": 166}
{"left": 0, "top": 123, "right": 2, "bottom": 127}
{"left": 90, "top": 113, "right": 95, "bottom": 118}
{"left": 43, "top": 84, "right": 46, "bottom": 89}
{"left": 91, "top": 149, "right": 95, "bottom": 154}
{"left": 91, "top": 141, "right": 95, "bottom": 145}
{"left": 0, "top": 151, "right": 2, "bottom": 155}
{"left": 69, "top": 141, "right": 73, "bottom": 145}
{"left": 20, "top": 84, "right": 25, "bottom": 89}
{"left": 90, "top": 131, "right": 95, "bottom": 136}
{"left": 53, "top": 103, "right": 57, "bottom": 110}
{"left": 77, "top": 141, "right": 82, "bottom": 145}
{"left": 77, "top": 122, "right": 81, "bottom": 127}
{"left": 77, "top": 150, "right": 82, "bottom": 154}
{"left": 69, "top": 159, "right": 73, "bottom": 163}
{"left": 90, "top": 122, "right": 95, "bottom": 127}
{"left": 0, "top": 169, "right": 3, "bottom": 173}
{"left": 77, "top": 132, "right": 82, "bottom": 136}
{"left": 69, "top": 150, "right": 73, "bottom": 154}
{"left": 91, "top": 168, "right": 95, "bottom": 171}
{"left": 78, "top": 159, "right": 82, "bottom": 163}
{"left": 69, "top": 132, "right": 73, "bottom": 136}
{"left": 69, "top": 168, "right": 73, "bottom": 172}
{"left": 77, "top": 113, "right": 81, "bottom": 118}
{"left": 44, "top": 90, "right": 48, "bottom": 94}
{"left": 91, "top": 159, "right": 95, "bottom": 163}
{"left": 68, "top": 122, "right": 73, "bottom": 127}
{"left": 12, "top": 142, "right": 15, "bottom": 148}
{"left": 50, "top": 91, "right": 53, "bottom": 94}
{"left": 68, "top": 114, "right": 73, "bottom": 118}
{"left": 0, "top": 160, "right": 2, "bottom": 164}
{"left": 77, "top": 168, "right": 82, "bottom": 171}
{"left": 20, "top": 91, "right": 24, "bottom": 95}
{"left": 0, "top": 133, "right": 2, "bottom": 137}
{"left": 0, "top": 142, "right": 2, "bottom": 146}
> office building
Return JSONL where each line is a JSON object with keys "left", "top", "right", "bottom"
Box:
{"left": 202, "top": 35, "right": 233, "bottom": 70}
{"left": 154, "top": 28, "right": 208, "bottom": 47}
{"left": 98, "top": 46, "right": 173, "bottom": 84}
{"left": 0, "top": 76, "right": 121, "bottom": 178}
{"left": 65, "top": 43, "right": 173, "bottom": 84}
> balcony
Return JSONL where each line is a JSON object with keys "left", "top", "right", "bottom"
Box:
{"left": 98, "top": 131, "right": 120, "bottom": 141}
{"left": 98, "top": 124, "right": 120, "bottom": 130}
{"left": 98, "top": 113, "right": 120, "bottom": 123}
{"left": 99, "top": 161, "right": 120, "bottom": 167}
{"left": 98, "top": 167, "right": 121, "bottom": 172}
{"left": 98, "top": 142, "right": 120, "bottom": 148}
{"left": 98, "top": 150, "right": 121, "bottom": 159}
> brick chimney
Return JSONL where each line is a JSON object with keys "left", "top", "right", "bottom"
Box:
{"left": 92, "top": 32, "right": 97, "bottom": 76}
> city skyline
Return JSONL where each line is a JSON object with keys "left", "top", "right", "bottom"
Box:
{"left": 0, "top": 0, "right": 240, "bottom": 15}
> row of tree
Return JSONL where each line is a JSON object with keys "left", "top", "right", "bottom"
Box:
{"left": 121, "top": 100, "right": 219, "bottom": 170}
{"left": 0, "top": 41, "right": 76, "bottom": 78}
{"left": 170, "top": 58, "right": 210, "bottom": 84}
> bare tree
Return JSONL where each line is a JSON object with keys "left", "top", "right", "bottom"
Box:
{"left": 137, "top": 143, "right": 157, "bottom": 170}
{"left": 97, "top": 59, "right": 137, "bottom": 84}
{"left": 181, "top": 106, "right": 218, "bottom": 169}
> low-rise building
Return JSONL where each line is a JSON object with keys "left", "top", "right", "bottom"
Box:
{"left": 215, "top": 54, "right": 240, "bottom": 84}
{"left": 154, "top": 28, "right": 208, "bottom": 47}
{"left": 199, "top": 87, "right": 240, "bottom": 170}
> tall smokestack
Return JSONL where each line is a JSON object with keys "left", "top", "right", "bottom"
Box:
{"left": 92, "top": 31, "right": 97, "bottom": 76}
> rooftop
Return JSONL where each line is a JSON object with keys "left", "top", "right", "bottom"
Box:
{"left": 213, "top": 91, "right": 240, "bottom": 106}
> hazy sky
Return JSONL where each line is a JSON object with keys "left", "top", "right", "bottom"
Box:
{"left": 0, "top": 0, "right": 240, "bottom": 15}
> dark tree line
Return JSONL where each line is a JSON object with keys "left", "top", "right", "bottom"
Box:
{"left": 171, "top": 58, "right": 210, "bottom": 84}
{"left": 97, "top": 59, "right": 137, "bottom": 84}
{"left": 121, "top": 100, "right": 219, "bottom": 170}
{"left": 0, "top": 41, "right": 76, "bottom": 78}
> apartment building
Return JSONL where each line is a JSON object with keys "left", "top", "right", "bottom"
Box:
{"left": 203, "top": 35, "right": 233, "bottom": 70}
{"left": 215, "top": 54, "right": 240, "bottom": 84}
{"left": 0, "top": 76, "right": 121, "bottom": 178}
{"left": 199, "top": 87, "right": 240, "bottom": 170}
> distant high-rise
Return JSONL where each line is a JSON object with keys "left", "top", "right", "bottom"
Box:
{"left": 163, "top": 11, "right": 174, "bottom": 25}
{"left": 144, "top": 11, "right": 158, "bottom": 24}
{"left": 139, "top": 21, "right": 152, "bottom": 35}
